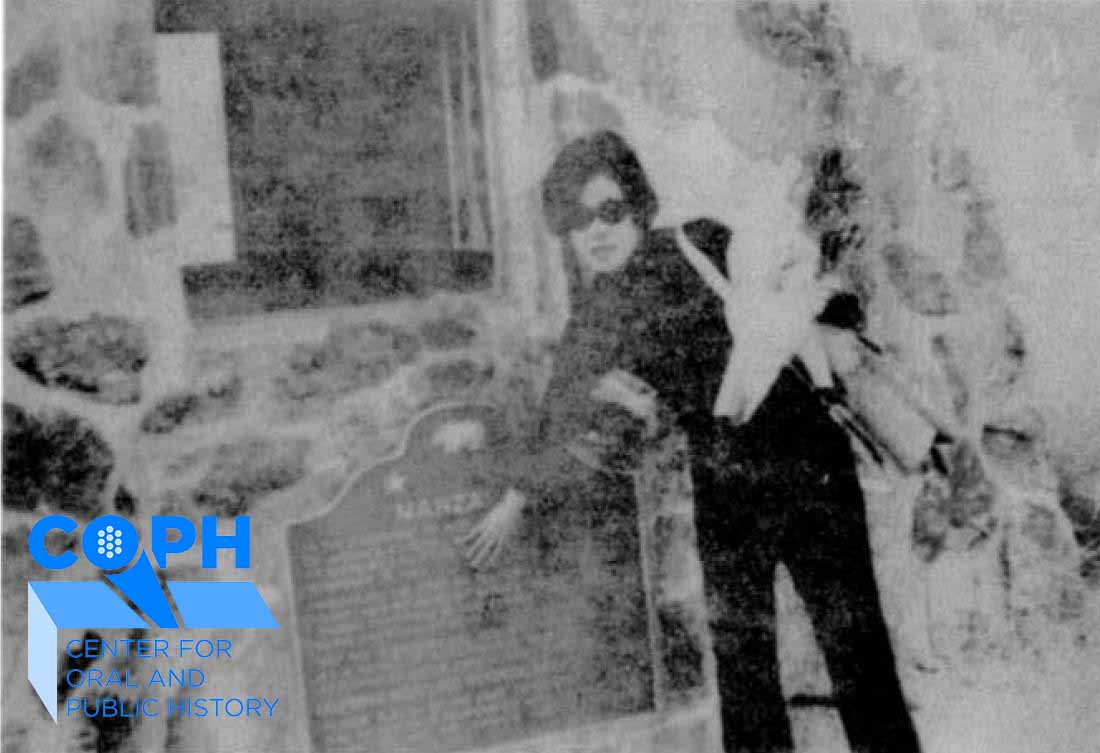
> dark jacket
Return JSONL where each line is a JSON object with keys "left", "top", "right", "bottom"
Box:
{"left": 497, "top": 226, "right": 848, "bottom": 502}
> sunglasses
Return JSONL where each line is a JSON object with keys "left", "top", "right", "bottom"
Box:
{"left": 568, "top": 199, "right": 633, "bottom": 231}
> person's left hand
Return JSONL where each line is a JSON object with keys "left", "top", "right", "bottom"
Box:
{"left": 589, "top": 369, "right": 659, "bottom": 435}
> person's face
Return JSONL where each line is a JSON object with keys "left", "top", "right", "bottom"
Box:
{"left": 567, "top": 174, "right": 641, "bottom": 279}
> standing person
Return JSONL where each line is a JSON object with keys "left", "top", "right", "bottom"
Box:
{"left": 468, "top": 130, "right": 921, "bottom": 753}
{"left": 461, "top": 130, "right": 666, "bottom": 569}
{"left": 461, "top": 130, "right": 668, "bottom": 714}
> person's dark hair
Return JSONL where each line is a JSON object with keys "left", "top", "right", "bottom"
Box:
{"left": 542, "top": 131, "right": 658, "bottom": 237}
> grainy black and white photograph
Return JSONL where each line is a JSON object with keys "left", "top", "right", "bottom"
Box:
{"left": 3, "top": 1, "right": 1099, "bottom": 752}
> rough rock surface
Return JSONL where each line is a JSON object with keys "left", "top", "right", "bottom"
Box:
{"left": 77, "top": 21, "right": 158, "bottom": 107}
{"left": 125, "top": 123, "right": 177, "bottom": 237}
{"left": 912, "top": 439, "right": 997, "bottom": 560}
{"left": 192, "top": 437, "right": 309, "bottom": 517}
{"left": 418, "top": 317, "right": 478, "bottom": 350}
{"left": 274, "top": 320, "right": 421, "bottom": 402}
{"left": 2, "top": 403, "right": 113, "bottom": 518}
{"left": 26, "top": 115, "right": 108, "bottom": 210}
{"left": 422, "top": 358, "right": 493, "bottom": 401}
{"left": 3, "top": 214, "right": 51, "bottom": 310}
{"left": 8, "top": 314, "right": 149, "bottom": 404}
{"left": 881, "top": 241, "right": 960, "bottom": 316}
{"left": 140, "top": 357, "right": 242, "bottom": 434}
{"left": 5, "top": 43, "right": 61, "bottom": 120}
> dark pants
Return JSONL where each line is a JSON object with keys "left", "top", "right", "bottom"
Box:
{"left": 688, "top": 418, "right": 921, "bottom": 753}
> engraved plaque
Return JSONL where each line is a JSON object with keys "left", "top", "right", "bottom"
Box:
{"left": 289, "top": 404, "right": 654, "bottom": 752}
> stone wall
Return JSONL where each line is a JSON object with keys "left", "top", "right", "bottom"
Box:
{"left": 3, "top": 0, "right": 174, "bottom": 529}
{"left": 3, "top": 0, "right": 184, "bottom": 751}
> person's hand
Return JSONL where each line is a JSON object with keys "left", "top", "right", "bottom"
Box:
{"left": 460, "top": 488, "right": 528, "bottom": 569}
{"left": 590, "top": 370, "right": 660, "bottom": 438}
{"left": 590, "top": 370, "right": 658, "bottom": 424}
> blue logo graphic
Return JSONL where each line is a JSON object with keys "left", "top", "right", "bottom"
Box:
{"left": 27, "top": 514, "right": 278, "bottom": 721}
